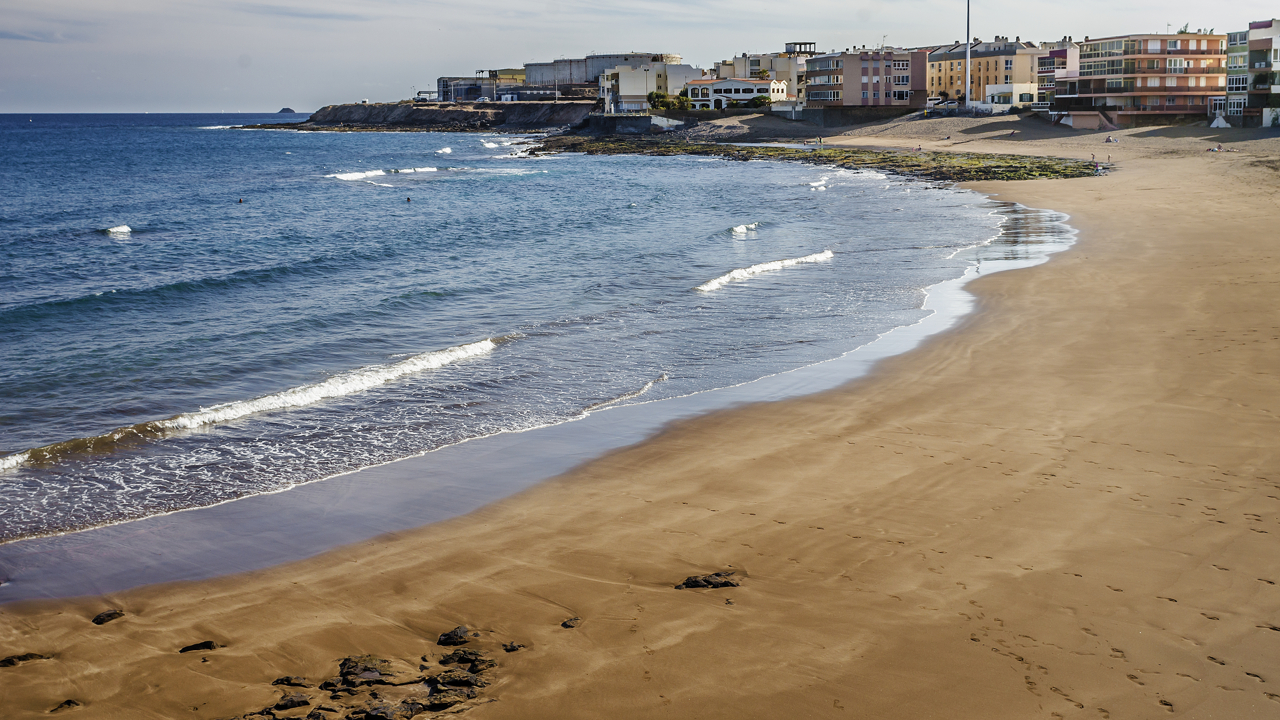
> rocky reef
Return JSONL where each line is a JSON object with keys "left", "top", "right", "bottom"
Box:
{"left": 242, "top": 101, "right": 595, "bottom": 133}
{"left": 531, "top": 135, "right": 1100, "bottom": 183}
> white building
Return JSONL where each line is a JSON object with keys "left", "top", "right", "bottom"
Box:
{"left": 714, "top": 42, "right": 817, "bottom": 106}
{"left": 685, "top": 77, "right": 788, "bottom": 109}
{"left": 600, "top": 63, "right": 707, "bottom": 112}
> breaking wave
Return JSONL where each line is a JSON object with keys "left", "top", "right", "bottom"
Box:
{"left": 327, "top": 170, "right": 386, "bottom": 181}
{"left": 584, "top": 373, "right": 668, "bottom": 412}
{"left": 436, "top": 147, "right": 452, "bottom": 154}
{"left": 0, "top": 339, "right": 500, "bottom": 473}
{"left": 106, "top": 225, "right": 131, "bottom": 234}
{"left": 696, "top": 250, "right": 834, "bottom": 293}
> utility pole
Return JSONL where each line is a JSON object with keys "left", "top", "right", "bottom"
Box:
{"left": 965, "top": 0, "right": 972, "bottom": 110}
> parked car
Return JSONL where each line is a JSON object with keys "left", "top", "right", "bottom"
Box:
{"left": 475, "top": 97, "right": 490, "bottom": 103}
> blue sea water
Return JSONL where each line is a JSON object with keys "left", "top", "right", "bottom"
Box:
{"left": 0, "top": 113, "right": 1060, "bottom": 543}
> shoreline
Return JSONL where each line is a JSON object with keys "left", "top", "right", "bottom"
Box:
{"left": 0, "top": 198, "right": 1073, "bottom": 600}
{"left": 2, "top": 120, "right": 1278, "bottom": 719}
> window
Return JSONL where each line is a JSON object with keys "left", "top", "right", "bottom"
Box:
{"left": 893, "top": 90, "right": 910, "bottom": 100}
{"left": 1227, "top": 96, "right": 1245, "bottom": 114}
{"left": 1166, "top": 76, "right": 1177, "bottom": 86}
{"left": 872, "top": 75, "right": 880, "bottom": 83}
{"left": 1168, "top": 40, "right": 1180, "bottom": 50}
{"left": 893, "top": 75, "right": 909, "bottom": 86}
{"left": 1227, "top": 75, "right": 1248, "bottom": 91}
{"left": 1004, "top": 74, "right": 1010, "bottom": 83}
{"left": 1166, "top": 96, "right": 1176, "bottom": 104}
{"left": 892, "top": 60, "right": 909, "bottom": 70}
{"left": 861, "top": 75, "right": 869, "bottom": 83}
{"left": 861, "top": 91, "right": 868, "bottom": 98}
{"left": 809, "top": 90, "right": 842, "bottom": 100}
{"left": 872, "top": 91, "right": 879, "bottom": 98}
{"left": 1228, "top": 32, "right": 1247, "bottom": 46}
{"left": 1004, "top": 58, "right": 1013, "bottom": 70}
{"left": 1168, "top": 58, "right": 1185, "bottom": 73}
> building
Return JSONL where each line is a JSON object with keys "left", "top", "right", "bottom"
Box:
{"left": 1036, "top": 38, "right": 1080, "bottom": 111}
{"left": 927, "top": 37, "right": 1046, "bottom": 103}
{"left": 1051, "top": 32, "right": 1228, "bottom": 127}
{"left": 525, "top": 54, "right": 682, "bottom": 86}
{"left": 599, "top": 63, "right": 707, "bottom": 112}
{"left": 804, "top": 47, "right": 929, "bottom": 108}
{"left": 1226, "top": 29, "right": 1251, "bottom": 120}
{"left": 437, "top": 69, "right": 525, "bottom": 102}
{"left": 1242, "top": 19, "right": 1280, "bottom": 126}
{"left": 714, "top": 42, "right": 818, "bottom": 104}
{"left": 684, "top": 77, "right": 788, "bottom": 110}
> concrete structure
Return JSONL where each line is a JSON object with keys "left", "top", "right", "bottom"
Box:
{"left": 714, "top": 42, "right": 818, "bottom": 105}
{"left": 437, "top": 69, "right": 525, "bottom": 102}
{"left": 525, "top": 53, "right": 682, "bottom": 86}
{"left": 1242, "top": 19, "right": 1280, "bottom": 126}
{"left": 599, "top": 63, "right": 706, "bottom": 112}
{"left": 684, "top": 77, "right": 788, "bottom": 110}
{"left": 804, "top": 47, "right": 929, "bottom": 108}
{"left": 1051, "top": 32, "right": 1228, "bottom": 127}
{"left": 927, "top": 37, "right": 1046, "bottom": 104}
{"left": 983, "top": 82, "right": 1038, "bottom": 108}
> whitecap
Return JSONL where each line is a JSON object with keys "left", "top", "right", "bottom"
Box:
{"left": 0, "top": 450, "right": 31, "bottom": 473}
{"left": 156, "top": 339, "right": 498, "bottom": 431}
{"left": 436, "top": 147, "right": 452, "bottom": 154}
{"left": 326, "top": 170, "right": 386, "bottom": 181}
{"left": 696, "top": 250, "right": 834, "bottom": 293}
{"left": 482, "top": 142, "right": 499, "bottom": 148}
{"left": 107, "top": 225, "right": 131, "bottom": 234}
{"left": 730, "top": 222, "right": 759, "bottom": 235}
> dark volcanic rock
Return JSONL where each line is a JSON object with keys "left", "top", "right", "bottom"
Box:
{"left": 337, "top": 655, "right": 391, "bottom": 678}
{"left": 561, "top": 616, "right": 582, "bottom": 629}
{"left": 675, "top": 571, "right": 740, "bottom": 589}
{"left": 0, "top": 652, "right": 51, "bottom": 667}
{"left": 179, "top": 640, "right": 222, "bottom": 653}
{"left": 272, "top": 676, "right": 309, "bottom": 687}
{"left": 91, "top": 609, "right": 124, "bottom": 625}
{"left": 51, "top": 699, "right": 81, "bottom": 712}
{"left": 274, "top": 693, "right": 311, "bottom": 710}
{"left": 437, "top": 648, "right": 494, "bottom": 673}
{"left": 436, "top": 625, "right": 471, "bottom": 646}
{"left": 426, "top": 688, "right": 475, "bottom": 710}
{"left": 502, "top": 642, "right": 524, "bottom": 653}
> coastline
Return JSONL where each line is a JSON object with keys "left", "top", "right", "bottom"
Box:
{"left": 2, "top": 121, "right": 1279, "bottom": 719}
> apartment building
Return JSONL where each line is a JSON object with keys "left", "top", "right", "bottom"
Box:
{"left": 1051, "top": 32, "right": 1228, "bottom": 127}
{"left": 599, "top": 63, "right": 706, "bottom": 112}
{"left": 1226, "top": 29, "right": 1251, "bottom": 119}
{"left": 685, "top": 77, "right": 788, "bottom": 109}
{"left": 926, "top": 37, "right": 1045, "bottom": 103}
{"left": 1035, "top": 39, "right": 1080, "bottom": 111}
{"left": 1242, "top": 19, "right": 1280, "bottom": 126}
{"left": 714, "top": 42, "right": 818, "bottom": 104}
{"left": 804, "top": 47, "right": 929, "bottom": 108}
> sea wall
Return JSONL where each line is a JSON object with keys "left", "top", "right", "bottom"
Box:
{"left": 306, "top": 101, "right": 595, "bottom": 129}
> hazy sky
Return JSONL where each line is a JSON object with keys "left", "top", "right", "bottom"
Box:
{"left": 2, "top": 0, "right": 1274, "bottom": 112}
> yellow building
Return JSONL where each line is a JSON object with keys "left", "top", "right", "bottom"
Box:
{"left": 926, "top": 36, "right": 1046, "bottom": 102}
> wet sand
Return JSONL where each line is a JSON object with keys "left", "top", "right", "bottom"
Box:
{"left": 2, "top": 120, "right": 1279, "bottom": 719}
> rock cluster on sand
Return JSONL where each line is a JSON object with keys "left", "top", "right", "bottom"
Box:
{"left": 674, "top": 571, "right": 740, "bottom": 589}
{"left": 218, "top": 631, "right": 507, "bottom": 719}
{"left": 0, "top": 652, "right": 50, "bottom": 667}
{"left": 91, "top": 609, "right": 124, "bottom": 625}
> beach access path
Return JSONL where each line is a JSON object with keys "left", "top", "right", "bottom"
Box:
{"left": 2, "top": 120, "right": 1279, "bottom": 720}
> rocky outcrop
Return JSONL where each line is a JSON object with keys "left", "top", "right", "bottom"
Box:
{"left": 293, "top": 101, "right": 594, "bottom": 131}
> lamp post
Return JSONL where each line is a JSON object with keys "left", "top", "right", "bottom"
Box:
{"left": 965, "top": 0, "right": 972, "bottom": 109}
{"left": 644, "top": 67, "right": 651, "bottom": 111}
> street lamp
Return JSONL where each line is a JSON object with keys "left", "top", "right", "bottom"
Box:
{"left": 965, "top": 0, "right": 972, "bottom": 109}
{"left": 644, "top": 67, "right": 651, "bottom": 111}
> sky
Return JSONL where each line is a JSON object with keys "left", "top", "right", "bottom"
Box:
{"left": 1, "top": 0, "right": 1275, "bottom": 113}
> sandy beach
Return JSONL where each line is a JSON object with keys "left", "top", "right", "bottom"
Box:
{"left": 3, "top": 117, "right": 1279, "bottom": 719}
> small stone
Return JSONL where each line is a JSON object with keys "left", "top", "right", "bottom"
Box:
{"left": 436, "top": 626, "right": 471, "bottom": 646}
{"left": 674, "top": 571, "right": 740, "bottom": 590}
{"left": 91, "top": 610, "right": 124, "bottom": 625}
{"left": 0, "top": 652, "right": 50, "bottom": 667}
{"left": 272, "top": 676, "right": 309, "bottom": 688}
{"left": 51, "top": 699, "right": 81, "bottom": 712}
{"left": 502, "top": 642, "right": 524, "bottom": 653}
{"left": 274, "top": 693, "right": 311, "bottom": 710}
{"left": 561, "top": 616, "right": 582, "bottom": 629}
{"left": 179, "top": 640, "right": 221, "bottom": 653}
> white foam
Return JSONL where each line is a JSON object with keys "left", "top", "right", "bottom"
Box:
{"left": 696, "top": 250, "right": 834, "bottom": 293}
{"left": 730, "top": 222, "right": 759, "bottom": 235}
{"left": 156, "top": 339, "right": 497, "bottom": 431}
{"left": 107, "top": 225, "right": 131, "bottom": 234}
{"left": 0, "top": 450, "right": 31, "bottom": 472}
{"left": 199, "top": 125, "right": 233, "bottom": 130}
{"left": 436, "top": 147, "right": 452, "bottom": 154}
{"left": 482, "top": 142, "right": 499, "bottom": 148}
{"left": 326, "top": 170, "right": 386, "bottom": 181}
{"left": 365, "top": 181, "right": 394, "bottom": 187}
{"left": 809, "top": 176, "right": 829, "bottom": 186}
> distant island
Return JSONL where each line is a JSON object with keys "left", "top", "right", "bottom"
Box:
{"left": 278, "top": 108, "right": 295, "bottom": 114}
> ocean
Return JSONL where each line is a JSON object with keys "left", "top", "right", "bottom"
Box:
{"left": 0, "top": 113, "right": 1068, "bottom": 546}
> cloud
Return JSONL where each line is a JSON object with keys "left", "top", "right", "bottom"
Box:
{"left": 234, "top": 3, "right": 374, "bottom": 21}
{"left": 0, "top": 30, "right": 71, "bottom": 43}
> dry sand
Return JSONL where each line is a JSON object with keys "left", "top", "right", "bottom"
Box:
{"left": 2, "top": 119, "right": 1280, "bottom": 720}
